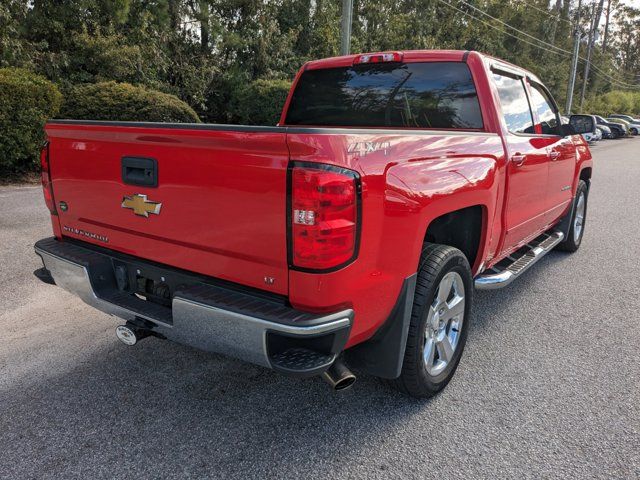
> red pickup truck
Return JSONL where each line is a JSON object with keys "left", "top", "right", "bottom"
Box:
{"left": 35, "top": 50, "right": 593, "bottom": 397}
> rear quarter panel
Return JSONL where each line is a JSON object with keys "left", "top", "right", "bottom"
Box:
{"left": 286, "top": 130, "right": 506, "bottom": 346}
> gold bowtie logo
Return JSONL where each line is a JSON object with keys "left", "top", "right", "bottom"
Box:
{"left": 121, "top": 194, "right": 162, "bottom": 217}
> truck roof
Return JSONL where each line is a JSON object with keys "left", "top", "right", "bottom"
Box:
{"left": 304, "top": 49, "right": 469, "bottom": 70}
{"left": 303, "top": 49, "right": 542, "bottom": 84}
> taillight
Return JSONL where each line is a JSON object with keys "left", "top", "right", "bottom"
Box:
{"left": 353, "top": 51, "right": 403, "bottom": 65}
{"left": 289, "top": 163, "right": 360, "bottom": 271}
{"left": 40, "top": 142, "right": 57, "bottom": 215}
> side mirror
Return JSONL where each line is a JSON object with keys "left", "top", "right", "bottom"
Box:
{"left": 569, "top": 114, "right": 596, "bottom": 135}
{"left": 561, "top": 124, "right": 576, "bottom": 136}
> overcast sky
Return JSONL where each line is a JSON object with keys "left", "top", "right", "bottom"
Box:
{"left": 620, "top": 0, "right": 640, "bottom": 8}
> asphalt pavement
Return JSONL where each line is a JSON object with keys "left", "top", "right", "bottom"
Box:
{"left": 1, "top": 139, "right": 639, "bottom": 479}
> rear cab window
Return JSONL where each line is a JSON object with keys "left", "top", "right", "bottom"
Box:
{"left": 285, "top": 62, "right": 483, "bottom": 129}
{"left": 492, "top": 72, "right": 535, "bottom": 134}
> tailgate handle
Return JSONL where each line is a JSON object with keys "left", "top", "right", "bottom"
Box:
{"left": 122, "top": 157, "right": 158, "bottom": 187}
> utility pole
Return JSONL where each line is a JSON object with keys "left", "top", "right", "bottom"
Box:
{"left": 566, "top": 0, "right": 582, "bottom": 114}
{"left": 580, "top": 0, "right": 606, "bottom": 112}
{"left": 340, "top": 0, "right": 354, "bottom": 55}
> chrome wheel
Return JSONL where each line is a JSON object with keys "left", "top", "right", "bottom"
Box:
{"left": 423, "top": 271, "right": 465, "bottom": 376}
{"left": 573, "top": 191, "right": 585, "bottom": 244}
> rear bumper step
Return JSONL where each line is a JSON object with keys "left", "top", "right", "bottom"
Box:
{"left": 474, "top": 231, "right": 564, "bottom": 290}
{"left": 34, "top": 237, "right": 352, "bottom": 377}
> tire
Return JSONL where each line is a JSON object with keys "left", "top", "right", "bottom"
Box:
{"left": 631, "top": 128, "right": 638, "bottom": 136}
{"left": 390, "top": 244, "right": 473, "bottom": 398}
{"left": 557, "top": 180, "right": 588, "bottom": 253}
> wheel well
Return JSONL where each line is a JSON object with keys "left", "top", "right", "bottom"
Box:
{"left": 424, "top": 206, "right": 483, "bottom": 269}
{"left": 580, "top": 167, "right": 592, "bottom": 187}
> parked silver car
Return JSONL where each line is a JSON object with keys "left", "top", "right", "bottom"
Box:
{"left": 609, "top": 114, "right": 640, "bottom": 135}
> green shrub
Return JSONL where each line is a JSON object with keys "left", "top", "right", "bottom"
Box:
{"left": 231, "top": 79, "right": 291, "bottom": 125}
{"left": 60, "top": 81, "right": 201, "bottom": 123}
{"left": 0, "top": 68, "right": 62, "bottom": 176}
{"left": 583, "top": 90, "right": 640, "bottom": 116}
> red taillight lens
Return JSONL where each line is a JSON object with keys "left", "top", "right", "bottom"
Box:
{"left": 290, "top": 164, "right": 360, "bottom": 270}
{"left": 40, "top": 142, "right": 57, "bottom": 215}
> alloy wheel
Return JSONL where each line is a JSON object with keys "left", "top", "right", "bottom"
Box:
{"left": 423, "top": 271, "right": 466, "bottom": 376}
{"left": 574, "top": 191, "right": 586, "bottom": 244}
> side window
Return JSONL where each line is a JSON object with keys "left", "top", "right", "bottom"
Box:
{"left": 529, "top": 84, "right": 559, "bottom": 135}
{"left": 492, "top": 72, "right": 535, "bottom": 134}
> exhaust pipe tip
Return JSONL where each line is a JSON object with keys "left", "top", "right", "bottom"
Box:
{"left": 322, "top": 358, "right": 356, "bottom": 391}
{"left": 115, "top": 325, "right": 138, "bottom": 345}
{"left": 116, "top": 324, "right": 152, "bottom": 346}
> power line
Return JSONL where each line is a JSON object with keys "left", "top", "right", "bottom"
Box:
{"left": 513, "top": 0, "right": 574, "bottom": 26}
{"left": 457, "top": 0, "right": 640, "bottom": 89}
{"left": 435, "top": 0, "right": 640, "bottom": 90}
{"left": 589, "top": 62, "right": 640, "bottom": 89}
{"left": 435, "top": 0, "right": 571, "bottom": 58}
{"left": 452, "top": 0, "right": 575, "bottom": 56}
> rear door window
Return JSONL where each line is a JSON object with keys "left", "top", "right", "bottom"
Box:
{"left": 285, "top": 62, "right": 483, "bottom": 129}
{"left": 492, "top": 72, "right": 535, "bottom": 134}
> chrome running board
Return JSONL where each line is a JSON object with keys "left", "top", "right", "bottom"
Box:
{"left": 475, "top": 231, "right": 564, "bottom": 290}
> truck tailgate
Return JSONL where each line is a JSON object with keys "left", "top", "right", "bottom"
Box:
{"left": 45, "top": 122, "right": 290, "bottom": 295}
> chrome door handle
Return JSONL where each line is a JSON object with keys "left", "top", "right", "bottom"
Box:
{"left": 549, "top": 150, "right": 561, "bottom": 161}
{"left": 511, "top": 153, "right": 526, "bottom": 166}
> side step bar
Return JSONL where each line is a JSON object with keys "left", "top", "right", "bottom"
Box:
{"left": 475, "top": 231, "right": 564, "bottom": 290}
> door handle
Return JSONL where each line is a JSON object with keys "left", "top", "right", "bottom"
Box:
{"left": 511, "top": 153, "right": 526, "bottom": 166}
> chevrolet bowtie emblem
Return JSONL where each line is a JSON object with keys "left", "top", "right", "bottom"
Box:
{"left": 121, "top": 194, "right": 162, "bottom": 217}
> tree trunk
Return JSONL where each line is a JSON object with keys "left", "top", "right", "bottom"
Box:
{"left": 550, "top": 0, "right": 563, "bottom": 44}
{"left": 199, "top": 0, "right": 209, "bottom": 53}
{"left": 602, "top": 0, "right": 611, "bottom": 52}
{"left": 168, "top": 0, "right": 180, "bottom": 31}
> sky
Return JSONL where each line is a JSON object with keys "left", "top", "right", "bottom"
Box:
{"left": 619, "top": 0, "right": 640, "bottom": 8}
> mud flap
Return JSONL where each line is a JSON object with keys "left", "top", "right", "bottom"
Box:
{"left": 345, "top": 274, "right": 417, "bottom": 379}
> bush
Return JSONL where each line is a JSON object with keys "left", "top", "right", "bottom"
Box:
{"left": 60, "top": 81, "right": 201, "bottom": 123}
{"left": 0, "top": 68, "right": 62, "bottom": 176}
{"left": 583, "top": 90, "right": 640, "bottom": 116}
{"left": 231, "top": 79, "right": 291, "bottom": 125}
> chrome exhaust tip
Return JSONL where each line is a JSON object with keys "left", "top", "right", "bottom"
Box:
{"left": 115, "top": 324, "right": 151, "bottom": 346}
{"left": 322, "top": 358, "right": 356, "bottom": 391}
{"left": 115, "top": 325, "right": 138, "bottom": 345}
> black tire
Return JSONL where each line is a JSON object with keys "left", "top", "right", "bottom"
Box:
{"left": 557, "top": 180, "right": 588, "bottom": 253}
{"left": 390, "top": 244, "right": 473, "bottom": 398}
{"left": 631, "top": 128, "right": 638, "bottom": 136}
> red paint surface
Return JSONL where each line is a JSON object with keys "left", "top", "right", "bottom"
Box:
{"left": 44, "top": 50, "right": 592, "bottom": 349}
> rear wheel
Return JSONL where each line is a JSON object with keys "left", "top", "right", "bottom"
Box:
{"left": 557, "top": 180, "right": 588, "bottom": 253}
{"left": 390, "top": 244, "right": 473, "bottom": 398}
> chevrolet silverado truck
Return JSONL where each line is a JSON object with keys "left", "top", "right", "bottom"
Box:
{"left": 34, "top": 50, "right": 594, "bottom": 397}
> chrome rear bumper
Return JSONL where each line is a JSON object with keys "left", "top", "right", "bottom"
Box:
{"left": 35, "top": 238, "right": 352, "bottom": 376}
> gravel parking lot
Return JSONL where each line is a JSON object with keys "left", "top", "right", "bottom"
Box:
{"left": 1, "top": 139, "right": 639, "bottom": 479}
